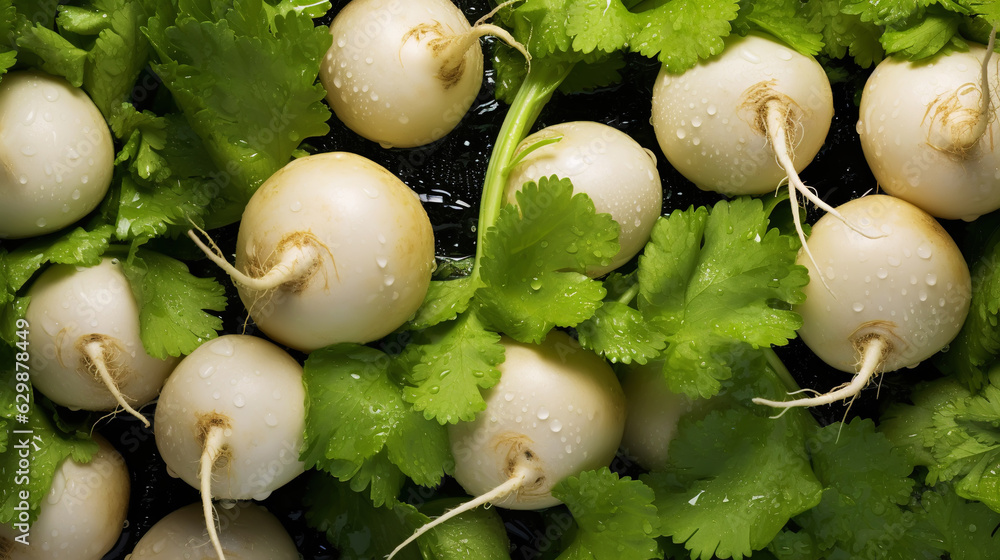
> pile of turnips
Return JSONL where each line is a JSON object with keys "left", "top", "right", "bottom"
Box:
{"left": 4, "top": 0, "right": 1000, "bottom": 558}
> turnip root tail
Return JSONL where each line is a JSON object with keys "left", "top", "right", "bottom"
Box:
{"left": 187, "top": 227, "right": 322, "bottom": 293}
{"left": 385, "top": 467, "right": 531, "bottom": 560}
{"left": 426, "top": 15, "right": 529, "bottom": 83}
{"left": 930, "top": 26, "right": 996, "bottom": 156}
{"left": 199, "top": 418, "right": 232, "bottom": 560}
{"left": 79, "top": 337, "right": 149, "bottom": 428}
{"left": 759, "top": 95, "right": 880, "bottom": 295}
{"left": 752, "top": 335, "right": 888, "bottom": 410}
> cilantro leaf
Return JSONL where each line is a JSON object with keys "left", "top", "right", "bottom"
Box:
{"left": 882, "top": 367, "right": 1000, "bottom": 514}
{"left": 806, "top": 0, "right": 884, "bottom": 67}
{"left": 631, "top": 0, "right": 740, "bottom": 72}
{"left": 734, "top": 0, "right": 824, "bottom": 56}
{"left": 56, "top": 0, "right": 152, "bottom": 118}
{"left": 576, "top": 301, "right": 667, "bottom": 365}
{"left": 639, "top": 198, "right": 807, "bottom": 398}
{"left": 301, "top": 345, "right": 451, "bottom": 506}
{"left": 841, "top": 0, "right": 928, "bottom": 25}
{"left": 4, "top": 224, "right": 114, "bottom": 293}
{"left": 918, "top": 486, "right": 1000, "bottom": 560}
{"left": 143, "top": 0, "right": 332, "bottom": 207}
{"left": 403, "top": 312, "right": 504, "bottom": 424}
{"left": 644, "top": 358, "right": 822, "bottom": 560}
{"left": 304, "top": 472, "right": 426, "bottom": 560}
{"left": 934, "top": 217, "right": 1000, "bottom": 391}
{"left": 409, "top": 276, "right": 480, "bottom": 330}
{"left": 304, "top": 474, "right": 512, "bottom": 560}
{"left": 119, "top": 248, "right": 226, "bottom": 359}
{"left": 0, "top": 388, "right": 97, "bottom": 524}
{"left": 771, "top": 418, "right": 935, "bottom": 560}
{"left": 969, "top": 0, "right": 1000, "bottom": 25}
{"left": 552, "top": 468, "right": 661, "bottom": 560}
{"left": 14, "top": 23, "right": 87, "bottom": 85}
{"left": 476, "top": 176, "right": 618, "bottom": 343}
{"left": 880, "top": 6, "right": 964, "bottom": 59}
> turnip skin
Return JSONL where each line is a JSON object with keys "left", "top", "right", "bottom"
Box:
{"left": 858, "top": 43, "right": 1000, "bottom": 221}
{"left": 651, "top": 33, "right": 833, "bottom": 197}
{"left": 0, "top": 435, "right": 129, "bottom": 560}
{"left": 0, "top": 71, "right": 114, "bottom": 239}
{"left": 25, "top": 258, "right": 178, "bottom": 424}
{"left": 196, "top": 152, "right": 435, "bottom": 352}
{"left": 619, "top": 362, "right": 689, "bottom": 471}
{"left": 128, "top": 503, "right": 299, "bottom": 560}
{"left": 505, "top": 121, "right": 663, "bottom": 276}
{"left": 756, "top": 195, "right": 971, "bottom": 409}
{"left": 388, "top": 332, "right": 626, "bottom": 559}
{"left": 320, "top": 0, "right": 485, "bottom": 148}
{"left": 797, "top": 195, "right": 970, "bottom": 372}
{"left": 153, "top": 335, "right": 306, "bottom": 501}
{"left": 448, "top": 331, "right": 626, "bottom": 510}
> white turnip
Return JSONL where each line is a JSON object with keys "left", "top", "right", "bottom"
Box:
{"left": 618, "top": 361, "right": 690, "bottom": 471}
{"left": 754, "top": 195, "right": 971, "bottom": 409}
{"left": 189, "top": 152, "right": 435, "bottom": 352}
{"left": 25, "top": 258, "right": 178, "bottom": 427}
{"left": 153, "top": 334, "right": 305, "bottom": 560}
{"left": 0, "top": 71, "right": 114, "bottom": 239}
{"left": 858, "top": 34, "right": 1000, "bottom": 220}
{"left": 388, "top": 331, "right": 625, "bottom": 558}
{"left": 320, "top": 0, "right": 525, "bottom": 148}
{"left": 128, "top": 502, "right": 298, "bottom": 560}
{"left": 0, "top": 435, "right": 129, "bottom": 560}
{"left": 651, "top": 32, "right": 859, "bottom": 280}
{"left": 504, "top": 121, "right": 662, "bottom": 276}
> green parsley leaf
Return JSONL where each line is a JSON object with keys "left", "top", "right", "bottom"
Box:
{"left": 734, "top": 0, "right": 824, "bottom": 56}
{"left": 969, "top": 0, "right": 1000, "bottom": 25}
{"left": 418, "top": 497, "right": 512, "bottom": 560}
{"left": 476, "top": 176, "right": 618, "bottom": 343}
{"left": 409, "top": 276, "right": 480, "bottom": 330}
{"left": 883, "top": 367, "right": 1000, "bottom": 513}
{"left": 772, "top": 418, "right": 932, "bottom": 560}
{"left": 143, "top": 0, "right": 332, "bottom": 207}
{"left": 304, "top": 472, "right": 425, "bottom": 560}
{"left": 4, "top": 224, "right": 114, "bottom": 293}
{"left": 918, "top": 486, "right": 1000, "bottom": 560}
{"left": 552, "top": 468, "right": 661, "bottom": 560}
{"left": 55, "top": 0, "right": 152, "bottom": 119}
{"left": 119, "top": 248, "right": 226, "bottom": 359}
{"left": 14, "top": 23, "right": 87, "bottom": 86}
{"left": 806, "top": 0, "right": 884, "bottom": 67}
{"left": 576, "top": 301, "right": 667, "bottom": 365}
{"left": 301, "top": 344, "right": 451, "bottom": 506}
{"left": 934, "top": 216, "right": 1000, "bottom": 391}
{"left": 841, "top": 0, "right": 925, "bottom": 26}
{"left": 881, "top": 7, "right": 964, "bottom": 59}
{"left": 638, "top": 198, "right": 807, "bottom": 399}
{"left": 0, "top": 388, "right": 97, "bottom": 524}
{"left": 630, "top": 0, "right": 740, "bottom": 72}
{"left": 403, "top": 312, "right": 504, "bottom": 424}
{"left": 304, "top": 473, "right": 512, "bottom": 560}
{"left": 0, "top": 298, "right": 29, "bottom": 349}
{"left": 645, "top": 357, "right": 822, "bottom": 560}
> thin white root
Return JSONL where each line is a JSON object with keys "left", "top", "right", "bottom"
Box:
{"left": 385, "top": 469, "right": 529, "bottom": 560}
{"left": 186, "top": 227, "right": 318, "bottom": 293}
{"left": 81, "top": 341, "right": 149, "bottom": 428}
{"left": 752, "top": 336, "right": 887, "bottom": 409}
{"left": 439, "top": 22, "right": 530, "bottom": 70}
{"left": 200, "top": 426, "right": 228, "bottom": 560}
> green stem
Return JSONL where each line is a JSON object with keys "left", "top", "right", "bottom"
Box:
{"left": 763, "top": 347, "right": 800, "bottom": 394}
{"left": 470, "top": 61, "right": 575, "bottom": 282}
{"left": 616, "top": 282, "right": 640, "bottom": 306}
